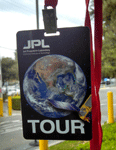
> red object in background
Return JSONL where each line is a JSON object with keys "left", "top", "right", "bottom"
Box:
{"left": 85, "top": 0, "right": 102, "bottom": 149}
{"left": 45, "top": 0, "right": 58, "bottom": 8}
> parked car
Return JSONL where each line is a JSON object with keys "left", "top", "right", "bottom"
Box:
{"left": 15, "top": 87, "right": 20, "bottom": 95}
{"left": 110, "top": 78, "right": 116, "bottom": 84}
{"left": 7, "top": 88, "right": 16, "bottom": 96}
{"left": 7, "top": 85, "right": 20, "bottom": 96}
{"left": 101, "top": 78, "right": 110, "bottom": 85}
{"left": 2, "top": 86, "right": 7, "bottom": 94}
{"left": 106, "top": 80, "right": 110, "bottom": 85}
{"left": 100, "top": 81, "right": 105, "bottom": 84}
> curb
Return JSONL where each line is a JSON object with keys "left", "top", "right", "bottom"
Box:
{"left": 3, "top": 111, "right": 21, "bottom": 117}
{"left": 49, "top": 140, "right": 65, "bottom": 147}
{"left": 34, "top": 140, "right": 65, "bottom": 150}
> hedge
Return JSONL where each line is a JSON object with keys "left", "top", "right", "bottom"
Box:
{"left": 12, "top": 96, "right": 21, "bottom": 110}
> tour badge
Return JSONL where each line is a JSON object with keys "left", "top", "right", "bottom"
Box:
{"left": 17, "top": 27, "right": 91, "bottom": 140}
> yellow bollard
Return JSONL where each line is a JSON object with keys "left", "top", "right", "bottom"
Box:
{"left": 0, "top": 98, "right": 3, "bottom": 117}
{"left": 8, "top": 96, "right": 12, "bottom": 116}
{"left": 39, "top": 140, "right": 48, "bottom": 150}
{"left": 107, "top": 91, "right": 114, "bottom": 123}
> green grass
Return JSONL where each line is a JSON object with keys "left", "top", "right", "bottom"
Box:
{"left": 49, "top": 122, "right": 116, "bottom": 150}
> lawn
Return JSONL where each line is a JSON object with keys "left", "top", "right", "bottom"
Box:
{"left": 49, "top": 122, "right": 116, "bottom": 150}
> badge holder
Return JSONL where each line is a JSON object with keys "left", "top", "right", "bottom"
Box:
{"left": 42, "top": 6, "right": 57, "bottom": 33}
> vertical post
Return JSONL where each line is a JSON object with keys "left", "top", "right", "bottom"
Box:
{"left": 39, "top": 140, "right": 48, "bottom": 150}
{"left": 0, "top": 98, "right": 3, "bottom": 117}
{"left": 36, "top": 1, "right": 44, "bottom": 149}
{"left": 0, "top": 54, "right": 3, "bottom": 117}
{"left": 36, "top": 0, "right": 39, "bottom": 29}
{"left": 107, "top": 91, "right": 114, "bottom": 123}
{"left": 8, "top": 96, "right": 12, "bottom": 116}
{"left": 0, "top": 54, "right": 2, "bottom": 99}
{"left": 36, "top": 1, "right": 49, "bottom": 149}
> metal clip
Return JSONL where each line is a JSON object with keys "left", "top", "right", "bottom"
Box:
{"left": 42, "top": 6, "right": 57, "bottom": 33}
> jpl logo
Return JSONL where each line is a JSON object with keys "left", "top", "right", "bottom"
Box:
{"left": 23, "top": 39, "right": 50, "bottom": 49}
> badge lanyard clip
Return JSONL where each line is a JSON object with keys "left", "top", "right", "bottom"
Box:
{"left": 42, "top": 6, "right": 57, "bottom": 33}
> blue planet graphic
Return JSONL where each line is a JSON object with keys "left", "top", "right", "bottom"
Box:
{"left": 23, "top": 55, "right": 87, "bottom": 118}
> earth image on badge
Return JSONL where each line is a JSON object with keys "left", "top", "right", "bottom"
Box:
{"left": 23, "top": 55, "right": 87, "bottom": 118}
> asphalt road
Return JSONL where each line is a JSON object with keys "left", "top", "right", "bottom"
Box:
{"left": 99, "top": 86, "right": 116, "bottom": 124}
{"left": 0, "top": 107, "right": 63, "bottom": 150}
{"left": 0, "top": 115, "right": 35, "bottom": 150}
{"left": 0, "top": 86, "right": 116, "bottom": 149}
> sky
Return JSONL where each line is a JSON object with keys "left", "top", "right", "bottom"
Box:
{"left": 0, "top": 0, "right": 93, "bottom": 59}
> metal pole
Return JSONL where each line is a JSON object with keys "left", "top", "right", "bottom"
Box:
{"left": 107, "top": 91, "right": 114, "bottom": 123}
{"left": 0, "top": 59, "right": 2, "bottom": 98}
{"left": 0, "top": 98, "right": 3, "bottom": 117}
{"left": 8, "top": 96, "right": 12, "bottom": 116}
{"left": 39, "top": 140, "right": 48, "bottom": 150}
{"left": 0, "top": 57, "right": 3, "bottom": 117}
{"left": 36, "top": 2, "right": 48, "bottom": 149}
{"left": 36, "top": 0, "right": 39, "bottom": 29}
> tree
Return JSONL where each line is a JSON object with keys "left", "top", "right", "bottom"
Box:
{"left": 89, "top": 0, "right": 94, "bottom": 19}
{"left": 89, "top": 0, "right": 116, "bottom": 78}
{"left": 1, "top": 57, "right": 18, "bottom": 85}
{"left": 102, "top": 0, "right": 116, "bottom": 78}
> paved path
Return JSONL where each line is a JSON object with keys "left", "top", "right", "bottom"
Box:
{"left": 1, "top": 103, "right": 63, "bottom": 150}
{"left": 1, "top": 86, "right": 116, "bottom": 149}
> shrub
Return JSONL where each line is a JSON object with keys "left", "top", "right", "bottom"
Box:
{"left": 12, "top": 96, "right": 21, "bottom": 110}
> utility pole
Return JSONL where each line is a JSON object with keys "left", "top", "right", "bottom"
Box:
{"left": 36, "top": 0, "right": 39, "bottom": 29}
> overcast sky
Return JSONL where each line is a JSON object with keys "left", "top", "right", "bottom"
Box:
{"left": 0, "top": 0, "right": 93, "bottom": 59}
